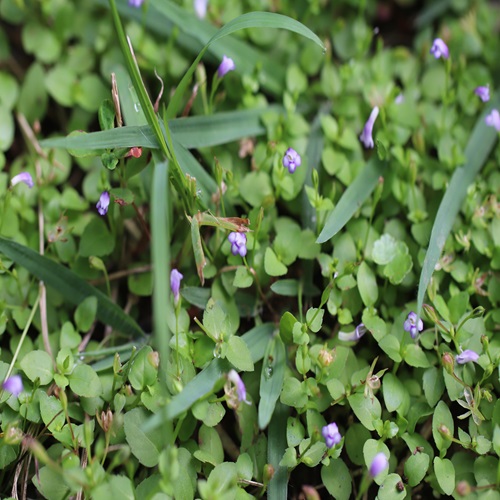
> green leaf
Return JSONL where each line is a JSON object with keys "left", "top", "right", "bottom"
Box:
{"left": 422, "top": 367, "right": 445, "bottom": 408}
{"left": 39, "top": 392, "right": 65, "bottom": 433}
{"left": 433, "top": 457, "right": 455, "bottom": 495}
{"left": 0, "top": 237, "right": 145, "bottom": 338}
{"left": 74, "top": 296, "right": 98, "bottom": 332}
{"left": 258, "top": 334, "right": 286, "bottom": 429}
{"left": 404, "top": 452, "right": 430, "bottom": 487}
{"left": 92, "top": 475, "right": 135, "bottom": 500}
{"left": 193, "top": 424, "right": 224, "bottom": 466}
{"left": 270, "top": 279, "right": 299, "bottom": 296}
{"left": 264, "top": 247, "right": 288, "bottom": 276}
{"left": 417, "top": 95, "right": 500, "bottom": 319}
{"left": 347, "top": 393, "right": 382, "bottom": 431}
{"left": 233, "top": 266, "right": 253, "bottom": 289}
{"left": 226, "top": 336, "right": 254, "bottom": 372}
{"left": 382, "top": 372, "right": 409, "bottom": 414}
{"left": 321, "top": 459, "right": 352, "bottom": 499}
{"left": 128, "top": 346, "right": 158, "bottom": 391}
{"left": 317, "top": 157, "right": 386, "bottom": 243}
{"left": 79, "top": 218, "right": 115, "bottom": 257}
{"left": 403, "top": 344, "right": 430, "bottom": 368}
{"left": 20, "top": 350, "right": 53, "bottom": 385}
{"left": 357, "top": 261, "right": 378, "bottom": 307}
{"left": 432, "top": 401, "right": 454, "bottom": 453}
{"left": 68, "top": 365, "right": 102, "bottom": 398}
{"left": 124, "top": 407, "right": 165, "bottom": 467}
{"left": 377, "top": 474, "right": 407, "bottom": 500}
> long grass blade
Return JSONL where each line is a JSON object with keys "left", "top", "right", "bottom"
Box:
{"left": 163, "top": 8, "right": 325, "bottom": 119}
{"left": 417, "top": 99, "right": 499, "bottom": 318}
{"left": 0, "top": 237, "right": 145, "bottom": 338}
{"left": 316, "top": 156, "right": 386, "bottom": 243}
{"left": 41, "top": 106, "right": 280, "bottom": 151}
{"left": 258, "top": 333, "right": 285, "bottom": 429}
{"left": 267, "top": 401, "right": 289, "bottom": 499}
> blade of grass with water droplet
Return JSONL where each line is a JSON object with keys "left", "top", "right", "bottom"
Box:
{"left": 258, "top": 333, "right": 285, "bottom": 429}
{"left": 267, "top": 401, "right": 289, "bottom": 499}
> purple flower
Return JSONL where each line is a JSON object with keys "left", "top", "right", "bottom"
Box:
{"left": 395, "top": 93, "right": 404, "bottom": 104}
{"left": 456, "top": 349, "right": 479, "bottom": 365}
{"left": 170, "top": 269, "right": 183, "bottom": 305}
{"left": 404, "top": 311, "right": 424, "bottom": 339}
{"left": 485, "top": 109, "right": 500, "bottom": 131}
{"left": 359, "top": 106, "right": 379, "bottom": 149}
{"left": 474, "top": 86, "right": 490, "bottom": 103}
{"left": 228, "top": 232, "right": 247, "bottom": 257}
{"left": 96, "top": 191, "right": 110, "bottom": 216}
{"left": 128, "top": 0, "right": 144, "bottom": 7}
{"left": 227, "top": 369, "right": 250, "bottom": 404}
{"left": 194, "top": 0, "right": 208, "bottom": 18}
{"left": 217, "top": 55, "right": 235, "bottom": 78}
{"left": 282, "top": 148, "right": 302, "bottom": 174}
{"left": 430, "top": 38, "right": 449, "bottom": 59}
{"left": 369, "top": 452, "right": 389, "bottom": 477}
{"left": 11, "top": 172, "right": 34, "bottom": 189}
{"left": 2, "top": 375, "right": 23, "bottom": 397}
{"left": 338, "top": 323, "right": 367, "bottom": 342}
{"left": 322, "top": 422, "right": 342, "bottom": 448}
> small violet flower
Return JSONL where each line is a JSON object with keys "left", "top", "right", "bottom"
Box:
{"left": 2, "top": 375, "right": 23, "bottom": 397}
{"left": 338, "top": 323, "right": 367, "bottom": 342}
{"left": 403, "top": 311, "right": 424, "bottom": 339}
{"left": 369, "top": 452, "right": 389, "bottom": 477}
{"left": 227, "top": 369, "right": 250, "bottom": 405}
{"left": 96, "top": 191, "right": 110, "bottom": 216}
{"left": 430, "top": 38, "right": 449, "bottom": 59}
{"left": 485, "top": 109, "right": 500, "bottom": 131}
{"left": 217, "top": 55, "right": 235, "bottom": 78}
{"left": 359, "top": 106, "right": 379, "bottom": 149}
{"left": 456, "top": 349, "right": 479, "bottom": 365}
{"left": 322, "top": 422, "right": 342, "bottom": 449}
{"left": 128, "top": 0, "right": 144, "bottom": 7}
{"left": 11, "top": 172, "right": 34, "bottom": 189}
{"left": 170, "top": 269, "right": 183, "bottom": 305}
{"left": 474, "top": 86, "right": 490, "bottom": 103}
{"left": 228, "top": 232, "right": 247, "bottom": 257}
{"left": 194, "top": 0, "right": 208, "bottom": 19}
{"left": 394, "top": 93, "right": 404, "bottom": 104}
{"left": 282, "top": 148, "right": 302, "bottom": 174}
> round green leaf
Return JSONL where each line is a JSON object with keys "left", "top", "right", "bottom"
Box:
{"left": 347, "top": 393, "right": 382, "bottom": 431}
{"left": 68, "top": 364, "right": 102, "bottom": 398}
{"left": 377, "top": 473, "right": 407, "bottom": 500}
{"left": 432, "top": 401, "right": 454, "bottom": 453}
{"left": 434, "top": 457, "right": 455, "bottom": 495}
{"left": 20, "top": 350, "right": 54, "bottom": 385}
{"left": 264, "top": 247, "right": 288, "bottom": 276}
{"left": 321, "top": 458, "right": 352, "bottom": 500}
{"left": 404, "top": 452, "right": 430, "bottom": 487}
{"left": 79, "top": 218, "right": 115, "bottom": 257}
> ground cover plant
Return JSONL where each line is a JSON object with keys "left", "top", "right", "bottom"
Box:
{"left": 0, "top": 0, "right": 499, "bottom": 498}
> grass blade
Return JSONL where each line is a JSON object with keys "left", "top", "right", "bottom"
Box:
{"left": 417, "top": 100, "right": 499, "bottom": 318}
{"left": 163, "top": 8, "right": 325, "bottom": 119}
{"left": 258, "top": 333, "right": 285, "bottom": 429}
{"left": 41, "top": 106, "right": 280, "bottom": 151}
{"left": 0, "top": 237, "right": 145, "bottom": 338}
{"left": 316, "top": 156, "right": 386, "bottom": 243}
{"left": 267, "top": 401, "right": 289, "bottom": 499}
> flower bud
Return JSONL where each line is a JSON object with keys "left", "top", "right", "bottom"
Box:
{"left": 318, "top": 348, "right": 335, "bottom": 367}
{"left": 438, "top": 425, "right": 452, "bottom": 440}
{"left": 456, "top": 480, "right": 472, "bottom": 497}
{"left": 442, "top": 352, "right": 455, "bottom": 375}
{"left": 301, "top": 485, "right": 321, "bottom": 500}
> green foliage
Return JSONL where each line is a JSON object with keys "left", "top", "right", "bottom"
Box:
{"left": 0, "top": 0, "right": 499, "bottom": 498}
